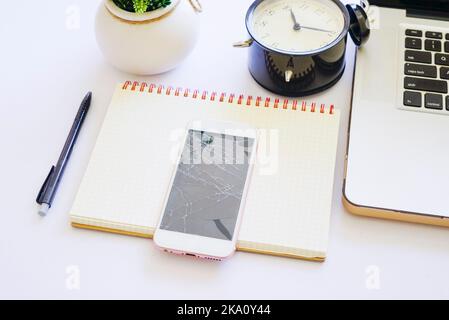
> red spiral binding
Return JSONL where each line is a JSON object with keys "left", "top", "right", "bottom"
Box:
{"left": 292, "top": 100, "right": 298, "bottom": 110}
{"left": 166, "top": 86, "right": 173, "bottom": 95}
{"left": 265, "top": 97, "right": 271, "bottom": 108}
{"left": 121, "top": 81, "right": 335, "bottom": 114}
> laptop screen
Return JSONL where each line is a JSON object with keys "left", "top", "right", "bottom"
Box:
{"left": 369, "top": 0, "right": 449, "bottom": 12}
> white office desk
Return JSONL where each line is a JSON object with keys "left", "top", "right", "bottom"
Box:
{"left": 1, "top": 0, "right": 449, "bottom": 299}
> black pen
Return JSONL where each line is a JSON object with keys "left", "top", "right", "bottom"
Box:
{"left": 36, "top": 92, "right": 92, "bottom": 217}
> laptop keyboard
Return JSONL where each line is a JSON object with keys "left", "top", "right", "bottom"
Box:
{"left": 401, "top": 25, "right": 449, "bottom": 114}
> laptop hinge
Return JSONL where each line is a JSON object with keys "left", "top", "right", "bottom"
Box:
{"left": 407, "top": 9, "right": 449, "bottom": 22}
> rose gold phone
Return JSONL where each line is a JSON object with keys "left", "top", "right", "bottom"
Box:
{"left": 154, "top": 120, "right": 258, "bottom": 260}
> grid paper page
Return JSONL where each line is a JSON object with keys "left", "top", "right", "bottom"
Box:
{"left": 70, "top": 84, "right": 340, "bottom": 260}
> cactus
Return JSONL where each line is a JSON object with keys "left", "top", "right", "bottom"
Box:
{"left": 113, "top": 0, "right": 172, "bottom": 13}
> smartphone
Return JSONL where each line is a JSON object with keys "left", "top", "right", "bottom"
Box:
{"left": 154, "top": 120, "right": 258, "bottom": 260}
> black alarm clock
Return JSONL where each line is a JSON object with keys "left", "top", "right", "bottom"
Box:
{"left": 235, "top": 0, "right": 370, "bottom": 97}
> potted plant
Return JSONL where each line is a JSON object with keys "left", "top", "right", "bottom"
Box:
{"left": 96, "top": 0, "right": 202, "bottom": 75}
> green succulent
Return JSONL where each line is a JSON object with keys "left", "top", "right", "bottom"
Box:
{"left": 113, "top": 0, "right": 172, "bottom": 13}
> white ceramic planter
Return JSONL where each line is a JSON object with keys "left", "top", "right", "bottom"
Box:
{"left": 96, "top": 0, "right": 201, "bottom": 75}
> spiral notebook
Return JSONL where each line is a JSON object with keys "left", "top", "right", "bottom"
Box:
{"left": 70, "top": 81, "right": 340, "bottom": 261}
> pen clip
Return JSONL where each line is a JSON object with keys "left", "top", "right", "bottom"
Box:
{"left": 36, "top": 166, "right": 55, "bottom": 205}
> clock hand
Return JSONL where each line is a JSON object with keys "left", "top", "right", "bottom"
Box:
{"left": 289, "top": 10, "right": 332, "bottom": 33}
{"left": 300, "top": 25, "right": 334, "bottom": 33}
{"left": 289, "top": 9, "right": 301, "bottom": 31}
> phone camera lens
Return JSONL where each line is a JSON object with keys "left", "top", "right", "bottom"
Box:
{"left": 201, "top": 134, "right": 214, "bottom": 145}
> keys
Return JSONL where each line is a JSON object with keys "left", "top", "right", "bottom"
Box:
{"left": 426, "top": 31, "right": 443, "bottom": 39}
{"left": 436, "top": 53, "right": 449, "bottom": 66}
{"left": 406, "top": 29, "right": 422, "bottom": 37}
{"left": 404, "top": 77, "right": 448, "bottom": 94}
{"left": 425, "top": 39, "right": 442, "bottom": 52}
{"left": 441, "top": 67, "right": 449, "bottom": 80}
{"left": 425, "top": 93, "right": 444, "bottom": 110}
{"left": 402, "top": 29, "right": 449, "bottom": 113}
{"left": 404, "top": 91, "right": 422, "bottom": 107}
{"left": 404, "top": 63, "right": 437, "bottom": 78}
{"left": 405, "top": 50, "right": 432, "bottom": 64}
{"left": 405, "top": 37, "right": 422, "bottom": 50}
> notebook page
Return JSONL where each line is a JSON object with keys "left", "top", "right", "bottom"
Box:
{"left": 237, "top": 109, "right": 340, "bottom": 259}
{"left": 71, "top": 84, "right": 340, "bottom": 259}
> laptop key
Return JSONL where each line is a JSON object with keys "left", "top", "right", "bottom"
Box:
{"left": 447, "top": 96, "right": 449, "bottom": 111}
{"left": 425, "top": 39, "right": 442, "bottom": 52}
{"left": 403, "top": 91, "right": 422, "bottom": 107}
{"left": 445, "top": 42, "right": 449, "bottom": 53}
{"left": 426, "top": 31, "right": 443, "bottom": 39}
{"left": 404, "top": 63, "right": 437, "bottom": 78}
{"left": 405, "top": 50, "right": 432, "bottom": 64}
{"left": 406, "top": 29, "right": 422, "bottom": 37}
{"left": 405, "top": 37, "right": 422, "bottom": 50}
{"left": 404, "top": 77, "right": 448, "bottom": 93}
{"left": 441, "top": 67, "right": 449, "bottom": 80}
{"left": 425, "top": 93, "right": 444, "bottom": 110}
{"left": 436, "top": 53, "right": 449, "bottom": 66}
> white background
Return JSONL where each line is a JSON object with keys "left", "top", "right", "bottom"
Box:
{"left": 1, "top": 0, "right": 449, "bottom": 300}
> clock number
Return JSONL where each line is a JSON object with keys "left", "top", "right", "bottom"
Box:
{"left": 287, "top": 57, "right": 295, "bottom": 68}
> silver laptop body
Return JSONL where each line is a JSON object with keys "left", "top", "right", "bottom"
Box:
{"left": 344, "top": 0, "right": 449, "bottom": 222}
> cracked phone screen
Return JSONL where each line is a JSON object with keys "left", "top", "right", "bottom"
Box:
{"left": 160, "top": 129, "right": 254, "bottom": 241}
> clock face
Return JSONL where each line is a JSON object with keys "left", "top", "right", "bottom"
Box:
{"left": 249, "top": 0, "right": 346, "bottom": 54}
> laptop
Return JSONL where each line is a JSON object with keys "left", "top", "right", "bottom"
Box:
{"left": 344, "top": 0, "right": 449, "bottom": 226}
